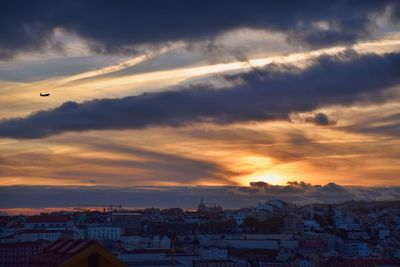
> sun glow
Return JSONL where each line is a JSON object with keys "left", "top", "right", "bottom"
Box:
{"left": 250, "top": 172, "right": 287, "bottom": 185}
{"left": 236, "top": 156, "right": 287, "bottom": 185}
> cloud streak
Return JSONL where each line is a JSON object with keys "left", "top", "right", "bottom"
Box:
{"left": 0, "top": 142, "right": 237, "bottom": 186}
{"left": 0, "top": 51, "right": 400, "bottom": 139}
{"left": 55, "top": 45, "right": 177, "bottom": 86}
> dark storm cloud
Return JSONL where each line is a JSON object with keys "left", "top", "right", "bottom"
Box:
{"left": 304, "top": 112, "right": 336, "bottom": 126}
{"left": 1, "top": 51, "right": 400, "bottom": 139}
{"left": 1, "top": 0, "right": 399, "bottom": 59}
{"left": 1, "top": 182, "right": 399, "bottom": 210}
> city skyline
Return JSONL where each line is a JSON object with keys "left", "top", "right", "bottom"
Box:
{"left": 2, "top": 2, "right": 400, "bottom": 265}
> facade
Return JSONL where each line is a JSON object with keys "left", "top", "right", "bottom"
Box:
{"left": 18, "top": 229, "right": 73, "bottom": 242}
{"left": 234, "top": 212, "right": 247, "bottom": 226}
{"left": 198, "top": 198, "right": 222, "bottom": 214}
{"left": 87, "top": 226, "right": 122, "bottom": 241}
{"left": 223, "top": 239, "right": 279, "bottom": 249}
{"left": 0, "top": 240, "right": 49, "bottom": 267}
{"left": 117, "top": 249, "right": 169, "bottom": 265}
{"left": 118, "top": 249, "right": 202, "bottom": 267}
{"left": 256, "top": 203, "right": 274, "bottom": 212}
{"left": 283, "top": 214, "right": 305, "bottom": 234}
{"left": 111, "top": 213, "right": 142, "bottom": 231}
{"left": 299, "top": 238, "right": 328, "bottom": 254}
{"left": 200, "top": 247, "right": 228, "bottom": 260}
{"left": 194, "top": 260, "right": 248, "bottom": 267}
{"left": 151, "top": 235, "right": 171, "bottom": 249}
{"left": 120, "top": 235, "right": 142, "bottom": 250}
{"left": 344, "top": 240, "right": 369, "bottom": 257}
{"left": 24, "top": 215, "right": 72, "bottom": 229}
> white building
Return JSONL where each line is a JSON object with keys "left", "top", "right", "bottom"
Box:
{"left": 200, "top": 247, "right": 228, "bottom": 259}
{"left": 344, "top": 240, "right": 369, "bottom": 257}
{"left": 120, "top": 235, "right": 143, "bottom": 249}
{"left": 171, "top": 253, "right": 203, "bottom": 267}
{"left": 24, "top": 215, "right": 73, "bottom": 230}
{"left": 151, "top": 235, "right": 171, "bottom": 249}
{"left": 256, "top": 202, "right": 274, "bottom": 212}
{"left": 18, "top": 229, "right": 72, "bottom": 242}
{"left": 118, "top": 249, "right": 166, "bottom": 264}
{"left": 87, "top": 226, "right": 122, "bottom": 240}
{"left": 303, "top": 220, "right": 320, "bottom": 229}
{"left": 71, "top": 227, "right": 85, "bottom": 240}
{"left": 234, "top": 211, "right": 247, "bottom": 226}
{"left": 222, "top": 239, "right": 279, "bottom": 250}
{"left": 374, "top": 224, "right": 390, "bottom": 240}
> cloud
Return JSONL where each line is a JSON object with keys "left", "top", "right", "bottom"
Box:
{"left": 1, "top": 182, "right": 399, "bottom": 210}
{"left": 1, "top": 1, "right": 399, "bottom": 59}
{"left": 304, "top": 112, "right": 336, "bottom": 126}
{"left": 1, "top": 51, "right": 400, "bottom": 139}
{"left": 237, "top": 181, "right": 400, "bottom": 205}
{"left": 0, "top": 143, "right": 236, "bottom": 185}
{"left": 343, "top": 112, "right": 400, "bottom": 137}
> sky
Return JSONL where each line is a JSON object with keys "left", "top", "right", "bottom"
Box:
{"left": 1, "top": 1, "right": 400, "bottom": 211}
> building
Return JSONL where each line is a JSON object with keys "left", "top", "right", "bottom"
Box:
{"left": 87, "top": 226, "right": 122, "bottom": 241}
{"left": 198, "top": 198, "right": 222, "bottom": 214}
{"left": 373, "top": 224, "right": 391, "bottom": 240}
{"left": 18, "top": 229, "right": 74, "bottom": 242}
{"left": 303, "top": 220, "right": 320, "bottom": 229}
{"left": 347, "top": 231, "right": 370, "bottom": 240}
{"left": 24, "top": 215, "right": 73, "bottom": 229}
{"left": 336, "top": 217, "right": 362, "bottom": 231}
{"left": 323, "top": 258, "right": 400, "bottom": 267}
{"left": 256, "top": 202, "right": 274, "bottom": 212}
{"left": 282, "top": 214, "right": 304, "bottom": 234}
{"left": 344, "top": 240, "right": 369, "bottom": 257}
{"left": 151, "top": 235, "right": 171, "bottom": 249}
{"left": 222, "top": 239, "right": 279, "bottom": 250}
{"left": 0, "top": 240, "right": 50, "bottom": 267}
{"left": 118, "top": 248, "right": 201, "bottom": 267}
{"left": 28, "top": 239, "right": 126, "bottom": 267}
{"left": 167, "top": 253, "right": 203, "bottom": 267}
{"left": 111, "top": 213, "right": 142, "bottom": 231}
{"left": 233, "top": 211, "right": 247, "bottom": 226}
{"left": 118, "top": 249, "right": 167, "bottom": 264}
{"left": 200, "top": 247, "right": 228, "bottom": 259}
{"left": 194, "top": 259, "right": 249, "bottom": 267}
{"left": 299, "top": 238, "right": 328, "bottom": 255}
{"left": 120, "top": 235, "right": 142, "bottom": 250}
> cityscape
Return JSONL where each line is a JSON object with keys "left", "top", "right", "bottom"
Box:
{"left": 1, "top": 0, "right": 400, "bottom": 266}
{"left": 1, "top": 198, "right": 400, "bottom": 266}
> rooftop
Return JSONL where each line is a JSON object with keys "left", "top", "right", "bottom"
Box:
{"left": 26, "top": 215, "right": 71, "bottom": 224}
{"left": 29, "top": 239, "right": 125, "bottom": 267}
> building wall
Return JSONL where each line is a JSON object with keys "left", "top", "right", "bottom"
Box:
{"left": 87, "top": 227, "right": 122, "bottom": 241}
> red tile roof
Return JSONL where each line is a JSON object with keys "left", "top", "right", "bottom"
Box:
{"left": 20, "top": 229, "right": 73, "bottom": 234}
{"left": 28, "top": 239, "right": 98, "bottom": 266}
{"left": 26, "top": 215, "right": 71, "bottom": 224}
{"left": 0, "top": 240, "right": 50, "bottom": 249}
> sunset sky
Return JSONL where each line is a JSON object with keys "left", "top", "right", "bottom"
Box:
{"left": 1, "top": 1, "right": 400, "bottom": 210}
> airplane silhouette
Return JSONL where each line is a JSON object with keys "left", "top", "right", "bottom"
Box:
{"left": 40, "top": 93, "right": 50, "bottom": 97}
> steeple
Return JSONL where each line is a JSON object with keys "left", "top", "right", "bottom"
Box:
{"left": 198, "top": 197, "right": 207, "bottom": 212}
